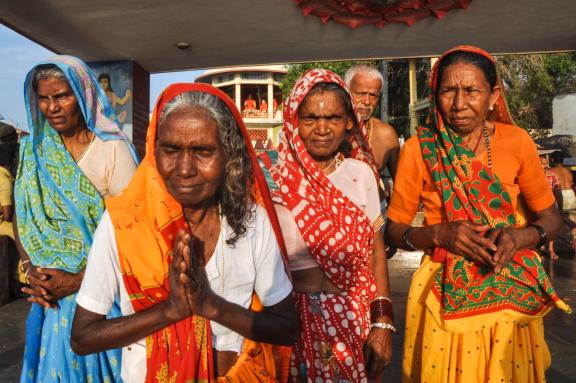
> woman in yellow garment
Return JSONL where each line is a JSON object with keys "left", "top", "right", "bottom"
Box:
{"left": 0, "top": 122, "right": 17, "bottom": 240}
{"left": 386, "top": 45, "right": 571, "bottom": 382}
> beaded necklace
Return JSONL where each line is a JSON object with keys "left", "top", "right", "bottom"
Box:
{"left": 481, "top": 120, "right": 492, "bottom": 170}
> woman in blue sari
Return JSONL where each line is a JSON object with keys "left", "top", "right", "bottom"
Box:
{"left": 14, "top": 55, "right": 139, "bottom": 382}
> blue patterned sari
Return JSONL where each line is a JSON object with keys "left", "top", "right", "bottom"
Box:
{"left": 15, "top": 55, "right": 138, "bottom": 382}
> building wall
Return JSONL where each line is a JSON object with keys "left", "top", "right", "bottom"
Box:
{"left": 553, "top": 93, "right": 576, "bottom": 136}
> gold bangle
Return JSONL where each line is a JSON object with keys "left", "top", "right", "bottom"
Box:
{"left": 24, "top": 265, "right": 33, "bottom": 282}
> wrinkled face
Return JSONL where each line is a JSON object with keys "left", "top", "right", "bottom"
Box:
{"left": 298, "top": 90, "right": 353, "bottom": 162}
{"left": 155, "top": 109, "right": 226, "bottom": 208}
{"left": 37, "top": 77, "right": 85, "bottom": 133}
{"left": 99, "top": 78, "right": 110, "bottom": 91}
{"left": 348, "top": 72, "right": 381, "bottom": 121}
{"left": 437, "top": 62, "right": 500, "bottom": 135}
{"left": 540, "top": 155, "right": 549, "bottom": 168}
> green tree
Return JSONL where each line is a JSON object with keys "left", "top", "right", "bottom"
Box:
{"left": 496, "top": 52, "right": 576, "bottom": 136}
{"left": 280, "top": 59, "right": 430, "bottom": 137}
{"left": 280, "top": 60, "right": 377, "bottom": 98}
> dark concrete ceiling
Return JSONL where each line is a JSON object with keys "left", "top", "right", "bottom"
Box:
{"left": 1, "top": 0, "right": 575, "bottom": 73}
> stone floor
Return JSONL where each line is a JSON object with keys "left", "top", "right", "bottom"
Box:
{"left": 0, "top": 250, "right": 574, "bottom": 382}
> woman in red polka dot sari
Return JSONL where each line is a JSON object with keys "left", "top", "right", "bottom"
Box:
{"left": 260, "top": 69, "right": 393, "bottom": 382}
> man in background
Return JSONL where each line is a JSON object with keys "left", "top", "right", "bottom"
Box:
{"left": 344, "top": 65, "right": 400, "bottom": 180}
{"left": 549, "top": 150, "right": 575, "bottom": 210}
{"left": 539, "top": 148, "right": 562, "bottom": 259}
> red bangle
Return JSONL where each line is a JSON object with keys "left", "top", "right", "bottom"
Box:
{"left": 370, "top": 298, "right": 394, "bottom": 323}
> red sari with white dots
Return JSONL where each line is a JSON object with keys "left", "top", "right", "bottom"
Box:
{"left": 267, "top": 69, "right": 379, "bottom": 382}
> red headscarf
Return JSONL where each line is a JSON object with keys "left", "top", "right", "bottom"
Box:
{"left": 269, "top": 68, "right": 377, "bottom": 291}
{"left": 267, "top": 69, "right": 381, "bottom": 382}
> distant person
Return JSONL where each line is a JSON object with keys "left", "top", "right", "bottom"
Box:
{"left": 259, "top": 98, "right": 268, "bottom": 113}
{"left": 243, "top": 93, "right": 256, "bottom": 110}
{"left": 98, "top": 72, "right": 132, "bottom": 123}
{"left": 549, "top": 150, "right": 576, "bottom": 210}
{"left": 0, "top": 122, "right": 17, "bottom": 241}
{"left": 0, "top": 122, "right": 18, "bottom": 304}
{"left": 344, "top": 64, "right": 400, "bottom": 180}
{"left": 15, "top": 56, "right": 138, "bottom": 383}
{"left": 539, "top": 149, "right": 562, "bottom": 259}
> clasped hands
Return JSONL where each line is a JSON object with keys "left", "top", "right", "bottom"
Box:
{"left": 435, "top": 221, "right": 520, "bottom": 274}
{"left": 165, "top": 229, "right": 220, "bottom": 322}
{"left": 22, "top": 266, "right": 84, "bottom": 309}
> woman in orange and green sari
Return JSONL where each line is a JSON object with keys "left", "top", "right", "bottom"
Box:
{"left": 386, "top": 45, "right": 571, "bottom": 382}
{"left": 70, "top": 83, "right": 297, "bottom": 382}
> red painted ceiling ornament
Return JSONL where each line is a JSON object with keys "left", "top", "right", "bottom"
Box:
{"left": 295, "top": 0, "right": 472, "bottom": 29}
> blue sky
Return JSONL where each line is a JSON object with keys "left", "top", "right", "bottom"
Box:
{"left": 0, "top": 24, "right": 203, "bottom": 131}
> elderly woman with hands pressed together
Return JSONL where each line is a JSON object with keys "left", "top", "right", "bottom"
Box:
{"left": 15, "top": 56, "right": 138, "bottom": 382}
{"left": 386, "top": 46, "right": 571, "bottom": 383}
{"left": 71, "top": 83, "right": 297, "bottom": 382}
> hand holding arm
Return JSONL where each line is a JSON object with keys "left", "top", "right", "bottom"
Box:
{"left": 386, "top": 220, "right": 497, "bottom": 267}
{"left": 489, "top": 204, "right": 561, "bottom": 273}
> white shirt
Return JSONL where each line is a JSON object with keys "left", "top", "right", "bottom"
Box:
{"left": 275, "top": 158, "right": 381, "bottom": 271}
{"left": 76, "top": 205, "right": 292, "bottom": 383}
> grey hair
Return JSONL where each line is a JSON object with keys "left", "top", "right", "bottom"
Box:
{"left": 158, "top": 91, "right": 254, "bottom": 245}
{"left": 32, "top": 64, "right": 67, "bottom": 92}
{"left": 344, "top": 65, "right": 384, "bottom": 93}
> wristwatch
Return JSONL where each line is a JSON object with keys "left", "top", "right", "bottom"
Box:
{"left": 527, "top": 223, "right": 547, "bottom": 248}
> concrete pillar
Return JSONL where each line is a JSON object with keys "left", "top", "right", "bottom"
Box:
{"left": 267, "top": 83, "right": 274, "bottom": 119}
{"left": 408, "top": 59, "right": 418, "bottom": 135}
{"left": 235, "top": 82, "right": 242, "bottom": 112}
{"left": 378, "top": 60, "right": 389, "bottom": 124}
{"left": 131, "top": 63, "right": 150, "bottom": 158}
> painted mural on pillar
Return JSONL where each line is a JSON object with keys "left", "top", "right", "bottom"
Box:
{"left": 88, "top": 61, "right": 133, "bottom": 140}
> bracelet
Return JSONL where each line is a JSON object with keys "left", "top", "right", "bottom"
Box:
{"left": 527, "top": 223, "right": 547, "bottom": 248}
{"left": 370, "top": 297, "right": 394, "bottom": 322}
{"left": 24, "top": 266, "right": 33, "bottom": 282}
{"left": 21, "top": 260, "right": 31, "bottom": 267}
{"left": 402, "top": 227, "right": 418, "bottom": 251}
{"left": 370, "top": 322, "right": 396, "bottom": 333}
{"left": 371, "top": 296, "right": 392, "bottom": 304}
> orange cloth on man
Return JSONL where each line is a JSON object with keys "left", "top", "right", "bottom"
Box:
{"left": 106, "top": 83, "right": 291, "bottom": 382}
{"left": 244, "top": 99, "right": 256, "bottom": 110}
{"left": 259, "top": 100, "right": 268, "bottom": 113}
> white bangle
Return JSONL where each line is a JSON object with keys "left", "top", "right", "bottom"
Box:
{"left": 371, "top": 296, "right": 392, "bottom": 304}
{"left": 370, "top": 322, "right": 396, "bottom": 333}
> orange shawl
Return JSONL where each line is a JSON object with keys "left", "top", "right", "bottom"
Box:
{"left": 106, "top": 83, "right": 290, "bottom": 382}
